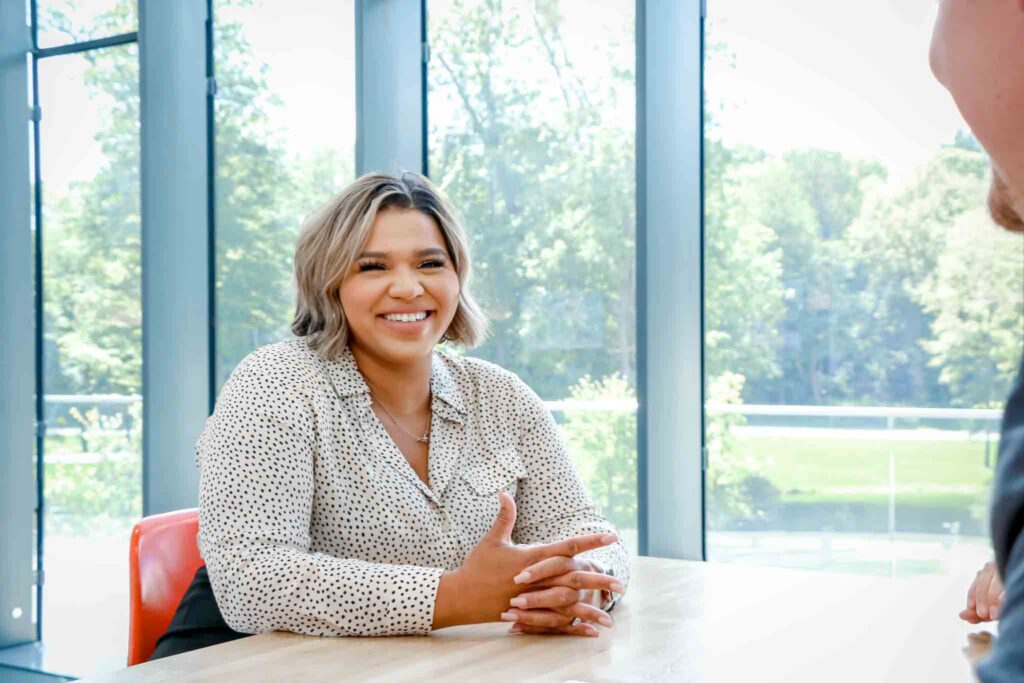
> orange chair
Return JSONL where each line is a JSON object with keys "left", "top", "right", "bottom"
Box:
{"left": 128, "top": 508, "right": 204, "bottom": 666}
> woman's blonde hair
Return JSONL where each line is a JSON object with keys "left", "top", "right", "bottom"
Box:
{"left": 291, "top": 171, "right": 488, "bottom": 360}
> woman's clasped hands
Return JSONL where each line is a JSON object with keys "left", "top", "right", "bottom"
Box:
{"left": 433, "top": 491, "right": 624, "bottom": 637}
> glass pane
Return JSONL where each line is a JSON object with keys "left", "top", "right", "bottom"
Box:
{"left": 37, "top": 1, "right": 137, "bottom": 49}
{"left": 428, "top": 0, "right": 638, "bottom": 550}
{"left": 703, "top": 1, "right": 1024, "bottom": 577}
{"left": 38, "top": 43, "right": 140, "bottom": 664}
{"left": 214, "top": 0, "right": 357, "bottom": 389}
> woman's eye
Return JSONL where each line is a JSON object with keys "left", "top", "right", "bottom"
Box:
{"left": 420, "top": 259, "right": 445, "bottom": 269}
{"left": 358, "top": 261, "right": 385, "bottom": 272}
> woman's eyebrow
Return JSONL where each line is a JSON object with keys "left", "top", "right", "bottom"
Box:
{"left": 357, "top": 247, "right": 447, "bottom": 259}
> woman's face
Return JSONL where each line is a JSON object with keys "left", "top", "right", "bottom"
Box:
{"left": 340, "top": 207, "right": 460, "bottom": 366}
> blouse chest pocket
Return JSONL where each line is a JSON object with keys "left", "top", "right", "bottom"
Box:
{"left": 460, "top": 448, "right": 527, "bottom": 496}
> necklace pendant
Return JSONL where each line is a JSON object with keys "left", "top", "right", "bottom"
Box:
{"left": 417, "top": 434, "right": 430, "bottom": 444}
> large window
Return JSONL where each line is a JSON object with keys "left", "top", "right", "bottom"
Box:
{"left": 36, "top": 1, "right": 137, "bottom": 49}
{"left": 703, "top": 0, "right": 1024, "bottom": 576}
{"left": 428, "top": 0, "right": 638, "bottom": 549}
{"left": 37, "top": 37, "right": 141, "bottom": 663}
{"left": 214, "top": 0, "right": 356, "bottom": 388}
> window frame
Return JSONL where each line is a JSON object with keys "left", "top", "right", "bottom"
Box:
{"left": 0, "top": 0, "right": 708, "bottom": 656}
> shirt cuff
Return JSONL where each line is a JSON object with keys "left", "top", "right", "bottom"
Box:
{"left": 388, "top": 565, "right": 446, "bottom": 635}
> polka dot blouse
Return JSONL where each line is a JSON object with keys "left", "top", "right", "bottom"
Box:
{"left": 196, "top": 338, "right": 630, "bottom": 637}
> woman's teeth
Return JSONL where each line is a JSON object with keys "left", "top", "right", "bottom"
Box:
{"left": 383, "top": 312, "right": 429, "bottom": 322}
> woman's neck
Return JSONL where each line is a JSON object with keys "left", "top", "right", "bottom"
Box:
{"left": 349, "top": 344, "right": 432, "bottom": 415}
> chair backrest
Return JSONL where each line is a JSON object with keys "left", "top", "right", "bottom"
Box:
{"left": 128, "top": 508, "right": 203, "bottom": 666}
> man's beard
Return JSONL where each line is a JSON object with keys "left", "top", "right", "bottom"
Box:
{"left": 988, "top": 169, "right": 1024, "bottom": 233}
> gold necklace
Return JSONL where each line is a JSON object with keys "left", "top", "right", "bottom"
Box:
{"left": 373, "top": 396, "right": 431, "bottom": 444}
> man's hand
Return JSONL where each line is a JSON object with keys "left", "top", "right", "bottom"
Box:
{"left": 960, "top": 560, "right": 1005, "bottom": 623}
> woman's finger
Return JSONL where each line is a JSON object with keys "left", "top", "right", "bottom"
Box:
{"left": 552, "top": 602, "right": 613, "bottom": 628}
{"left": 509, "top": 621, "right": 599, "bottom": 638}
{"left": 529, "top": 570, "right": 624, "bottom": 594}
{"left": 528, "top": 533, "right": 618, "bottom": 563}
{"left": 500, "top": 608, "right": 573, "bottom": 628}
{"left": 513, "top": 556, "right": 580, "bottom": 584}
{"left": 509, "top": 586, "right": 580, "bottom": 610}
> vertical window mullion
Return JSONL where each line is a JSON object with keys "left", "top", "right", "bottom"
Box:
{"left": 637, "top": 0, "right": 705, "bottom": 560}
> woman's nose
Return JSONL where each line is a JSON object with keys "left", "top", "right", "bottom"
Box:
{"left": 387, "top": 267, "right": 425, "bottom": 300}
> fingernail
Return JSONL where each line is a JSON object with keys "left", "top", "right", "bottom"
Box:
{"left": 500, "top": 611, "right": 517, "bottom": 622}
{"left": 585, "top": 627, "right": 599, "bottom": 637}
{"left": 513, "top": 572, "right": 531, "bottom": 584}
{"left": 601, "top": 534, "right": 617, "bottom": 544}
{"left": 508, "top": 624, "right": 522, "bottom": 634}
{"left": 599, "top": 615, "right": 613, "bottom": 627}
{"left": 610, "top": 582, "right": 624, "bottom": 593}
{"left": 509, "top": 597, "right": 527, "bottom": 608}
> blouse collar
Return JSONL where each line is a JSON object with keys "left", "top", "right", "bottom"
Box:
{"left": 321, "top": 343, "right": 466, "bottom": 424}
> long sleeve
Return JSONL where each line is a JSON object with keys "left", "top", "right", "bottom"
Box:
{"left": 510, "top": 392, "right": 631, "bottom": 595}
{"left": 196, "top": 352, "right": 443, "bottom": 637}
{"left": 978, "top": 355, "right": 1024, "bottom": 681}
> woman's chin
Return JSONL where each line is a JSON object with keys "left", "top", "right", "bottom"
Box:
{"left": 359, "top": 335, "right": 440, "bottom": 366}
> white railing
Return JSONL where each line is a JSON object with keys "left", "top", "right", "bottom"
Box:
{"left": 42, "top": 393, "right": 1001, "bottom": 422}
{"left": 543, "top": 398, "right": 1002, "bottom": 422}
{"left": 41, "top": 394, "right": 1003, "bottom": 464}
{"left": 706, "top": 403, "right": 1003, "bottom": 421}
{"left": 45, "top": 393, "right": 141, "bottom": 405}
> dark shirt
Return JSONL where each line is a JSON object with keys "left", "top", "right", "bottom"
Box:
{"left": 978, "top": 353, "right": 1024, "bottom": 682}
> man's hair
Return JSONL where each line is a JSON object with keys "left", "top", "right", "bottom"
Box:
{"left": 291, "top": 171, "right": 489, "bottom": 360}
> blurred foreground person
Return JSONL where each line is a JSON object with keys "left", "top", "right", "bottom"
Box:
{"left": 930, "top": 1, "right": 1024, "bottom": 680}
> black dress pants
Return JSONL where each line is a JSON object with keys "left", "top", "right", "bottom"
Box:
{"left": 149, "top": 565, "right": 250, "bottom": 661}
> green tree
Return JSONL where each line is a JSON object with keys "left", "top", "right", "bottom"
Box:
{"left": 703, "top": 140, "right": 786, "bottom": 386}
{"left": 40, "top": 4, "right": 143, "bottom": 526}
{"left": 915, "top": 207, "right": 1024, "bottom": 406}
{"left": 38, "top": 0, "right": 354, "bottom": 523}
{"left": 723, "top": 150, "right": 886, "bottom": 405}
{"left": 43, "top": 7, "right": 141, "bottom": 398}
{"left": 561, "top": 375, "right": 636, "bottom": 530}
{"left": 843, "top": 147, "right": 990, "bottom": 405}
{"left": 429, "top": 0, "right": 635, "bottom": 398}
{"left": 213, "top": 3, "right": 354, "bottom": 387}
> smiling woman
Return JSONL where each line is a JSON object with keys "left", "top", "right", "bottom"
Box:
{"left": 151, "top": 172, "right": 629, "bottom": 659}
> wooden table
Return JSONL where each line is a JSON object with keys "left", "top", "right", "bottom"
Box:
{"left": 82, "top": 557, "right": 994, "bottom": 682}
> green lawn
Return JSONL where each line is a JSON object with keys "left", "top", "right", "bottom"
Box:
{"left": 730, "top": 433, "right": 995, "bottom": 510}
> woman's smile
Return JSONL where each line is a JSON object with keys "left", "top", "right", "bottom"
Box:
{"left": 377, "top": 309, "right": 435, "bottom": 335}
